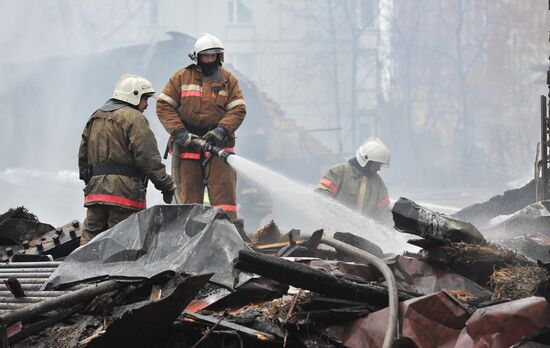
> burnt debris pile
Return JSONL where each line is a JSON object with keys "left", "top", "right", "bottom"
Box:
{"left": 0, "top": 201, "right": 549, "bottom": 347}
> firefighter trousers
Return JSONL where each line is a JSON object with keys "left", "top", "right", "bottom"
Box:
{"left": 81, "top": 204, "right": 136, "bottom": 245}
{"left": 176, "top": 154, "right": 237, "bottom": 219}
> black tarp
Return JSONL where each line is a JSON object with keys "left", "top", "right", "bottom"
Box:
{"left": 44, "top": 205, "right": 251, "bottom": 289}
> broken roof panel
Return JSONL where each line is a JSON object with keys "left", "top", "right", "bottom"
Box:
{"left": 342, "top": 291, "right": 470, "bottom": 348}
{"left": 455, "top": 296, "right": 550, "bottom": 347}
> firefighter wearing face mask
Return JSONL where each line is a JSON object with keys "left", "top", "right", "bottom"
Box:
{"left": 316, "top": 137, "right": 392, "bottom": 223}
{"left": 156, "top": 33, "right": 246, "bottom": 219}
{"left": 78, "top": 74, "right": 175, "bottom": 245}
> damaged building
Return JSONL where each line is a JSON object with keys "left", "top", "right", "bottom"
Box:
{"left": 1, "top": 2, "right": 550, "bottom": 348}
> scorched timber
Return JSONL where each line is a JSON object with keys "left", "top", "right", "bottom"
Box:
{"left": 235, "top": 250, "right": 415, "bottom": 306}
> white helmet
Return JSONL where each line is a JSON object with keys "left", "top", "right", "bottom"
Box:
{"left": 188, "top": 33, "right": 225, "bottom": 64}
{"left": 112, "top": 74, "right": 155, "bottom": 106}
{"left": 356, "top": 137, "right": 391, "bottom": 167}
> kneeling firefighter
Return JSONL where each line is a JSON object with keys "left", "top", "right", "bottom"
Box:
{"left": 316, "top": 137, "right": 392, "bottom": 224}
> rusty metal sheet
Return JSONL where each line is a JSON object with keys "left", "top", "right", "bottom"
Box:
{"left": 185, "top": 286, "right": 231, "bottom": 313}
{"left": 391, "top": 255, "right": 493, "bottom": 300}
{"left": 342, "top": 291, "right": 469, "bottom": 348}
{"left": 454, "top": 296, "right": 550, "bottom": 347}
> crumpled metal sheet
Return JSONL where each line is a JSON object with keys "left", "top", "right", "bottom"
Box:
{"left": 454, "top": 296, "right": 550, "bottom": 347}
{"left": 390, "top": 255, "right": 492, "bottom": 299}
{"left": 496, "top": 233, "right": 550, "bottom": 263}
{"left": 342, "top": 291, "right": 469, "bottom": 348}
{"left": 393, "top": 197, "right": 485, "bottom": 244}
{"left": 44, "top": 205, "right": 251, "bottom": 289}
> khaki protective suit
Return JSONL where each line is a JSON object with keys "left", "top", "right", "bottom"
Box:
{"left": 316, "top": 162, "right": 391, "bottom": 223}
{"left": 156, "top": 64, "right": 246, "bottom": 218}
{"left": 78, "top": 100, "right": 174, "bottom": 244}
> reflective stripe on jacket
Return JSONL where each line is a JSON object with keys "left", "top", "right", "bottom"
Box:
{"left": 78, "top": 104, "right": 174, "bottom": 210}
{"left": 156, "top": 64, "right": 246, "bottom": 144}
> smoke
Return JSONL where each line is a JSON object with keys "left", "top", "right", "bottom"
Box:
{"left": 0, "top": 1, "right": 546, "bottom": 228}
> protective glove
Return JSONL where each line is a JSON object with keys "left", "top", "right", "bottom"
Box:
{"left": 202, "top": 125, "right": 228, "bottom": 147}
{"left": 172, "top": 128, "right": 193, "bottom": 147}
{"left": 162, "top": 187, "right": 175, "bottom": 204}
{"left": 79, "top": 166, "right": 91, "bottom": 185}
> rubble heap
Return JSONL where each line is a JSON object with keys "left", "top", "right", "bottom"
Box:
{"left": 0, "top": 201, "right": 548, "bottom": 347}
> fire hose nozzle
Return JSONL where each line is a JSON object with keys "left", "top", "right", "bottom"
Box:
{"left": 191, "top": 139, "right": 234, "bottom": 163}
{"left": 217, "top": 149, "right": 233, "bottom": 163}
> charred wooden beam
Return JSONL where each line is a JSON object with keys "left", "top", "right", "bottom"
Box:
{"left": 8, "top": 304, "right": 84, "bottom": 345}
{"left": 235, "top": 250, "right": 414, "bottom": 306}
{"left": 4, "top": 278, "right": 25, "bottom": 298}
{"left": 0, "top": 280, "right": 122, "bottom": 326}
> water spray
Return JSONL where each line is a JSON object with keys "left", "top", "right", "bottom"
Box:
{"left": 173, "top": 139, "right": 415, "bottom": 254}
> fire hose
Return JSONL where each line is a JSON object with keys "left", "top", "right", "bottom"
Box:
{"left": 320, "top": 237, "right": 399, "bottom": 348}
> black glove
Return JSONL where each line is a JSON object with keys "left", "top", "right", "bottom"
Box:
{"left": 172, "top": 128, "right": 192, "bottom": 147}
{"left": 162, "top": 188, "right": 175, "bottom": 204}
{"left": 203, "top": 125, "right": 228, "bottom": 147}
{"left": 80, "top": 166, "right": 91, "bottom": 185}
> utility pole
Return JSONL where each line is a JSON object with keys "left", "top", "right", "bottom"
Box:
{"left": 536, "top": 0, "right": 550, "bottom": 201}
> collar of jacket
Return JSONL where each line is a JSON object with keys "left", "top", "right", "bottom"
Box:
{"left": 99, "top": 99, "right": 132, "bottom": 112}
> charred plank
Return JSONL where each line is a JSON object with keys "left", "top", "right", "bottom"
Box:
{"left": 235, "top": 250, "right": 415, "bottom": 306}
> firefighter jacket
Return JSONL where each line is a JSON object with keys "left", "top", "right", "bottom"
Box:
{"left": 78, "top": 100, "right": 174, "bottom": 210}
{"left": 316, "top": 161, "right": 391, "bottom": 222}
{"left": 156, "top": 64, "right": 246, "bottom": 146}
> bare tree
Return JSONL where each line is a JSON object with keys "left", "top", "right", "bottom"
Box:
{"left": 280, "top": 0, "right": 382, "bottom": 154}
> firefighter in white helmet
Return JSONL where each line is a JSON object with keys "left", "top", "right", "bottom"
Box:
{"left": 316, "top": 137, "right": 392, "bottom": 223}
{"left": 156, "top": 33, "right": 246, "bottom": 219}
{"left": 78, "top": 74, "right": 175, "bottom": 245}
